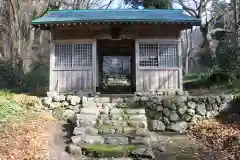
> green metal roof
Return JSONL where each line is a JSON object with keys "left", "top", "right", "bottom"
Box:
{"left": 32, "top": 9, "right": 201, "bottom": 25}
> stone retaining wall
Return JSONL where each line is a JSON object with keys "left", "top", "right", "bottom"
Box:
{"left": 42, "top": 92, "right": 238, "bottom": 133}
{"left": 144, "top": 94, "right": 237, "bottom": 132}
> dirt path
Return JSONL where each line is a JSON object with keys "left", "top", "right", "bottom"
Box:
{"left": 146, "top": 132, "right": 218, "bottom": 160}
{"left": 40, "top": 111, "right": 73, "bottom": 160}
{"left": 44, "top": 120, "right": 218, "bottom": 160}
{"left": 37, "top": 110, "right": 219, "bottom": 160}
{"left": 47, "top": 123, "right": 71, "bottom": 160}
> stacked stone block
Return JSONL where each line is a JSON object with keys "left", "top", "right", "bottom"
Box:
{"left": 145, "top": 94, "right": 236, "bottom": 132}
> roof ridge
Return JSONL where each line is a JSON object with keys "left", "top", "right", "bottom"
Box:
{"left": 48, "top": 9, "right": 184, "bottom": 12}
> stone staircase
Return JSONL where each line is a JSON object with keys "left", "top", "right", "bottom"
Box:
{"left": 70, "top": 96, "right": 153, "bottom": 159}
{"left": 42, "top": 94, "right": 155, "bottom": 159}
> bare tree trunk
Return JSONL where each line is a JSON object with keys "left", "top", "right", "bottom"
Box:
{"left": 232, "top": 0, "right": 238, "bottom": 47}
{"left": 236, "top": 0, "right": 240, "bottom": 47}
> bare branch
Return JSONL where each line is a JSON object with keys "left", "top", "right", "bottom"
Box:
{"left": 192, "top": 0, "right": 199, "bottom": 9}
{"left": 105, "top": 0, "right": 114, "bottom": 9}
{"left": 172, "top": 0, "right": 198, "bottom": 17}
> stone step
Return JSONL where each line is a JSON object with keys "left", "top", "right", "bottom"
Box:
{"left": 71, "top": 135, "right": 105, "bottom": 145}
{"left": 73, "top": 126, "right": 98, "bottom": 136}
{"left": 104, "top": 136, "right": 129, "bottom": 145}
{"left": 80, "top": 143, "right": 153, "bottom": 157}
{"left": 124, "top": 108, "right": 146, "bottom": 115}
{"left": 101, "top": 134, "right": 150, "bottom": 146}
{"left": 80, "top": 144, "right": 154, "bottom": 159}
{"left": 99, "top": 132, "right": 149, "bottom": 139}
{"left": 82, "top": 95, "right": 140, "bottom": 104}
{"left": 84, "top": 97, "right": 111, "bottom": 103}
{"left": 76, "top": 114, "right": 98, "bottom": 127}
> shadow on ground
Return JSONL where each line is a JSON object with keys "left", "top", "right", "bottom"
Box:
{"left": 216, "top": 98, "right": 240, "bottom": 128}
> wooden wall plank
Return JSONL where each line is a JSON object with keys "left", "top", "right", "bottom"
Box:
{"left": 52, "top": 70, "right": 94, "bottom": 93}
{"left": 136, "top": 69, "right": 179, "bottom": 91}
{"left": 50, "top": 39, "right": 96, "bottom": 93}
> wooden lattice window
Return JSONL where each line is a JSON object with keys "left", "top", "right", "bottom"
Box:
{"left": 73, "top": 44, "right": 92, "bottom": 67}
{"left": 139, "top": 42, "right": 178, "bottom": 67}
{"left": 139, "top": 43, "right": 158, "bottom": 67}
{"left": 54, "top": 43, "right": 92, "bottom": 68}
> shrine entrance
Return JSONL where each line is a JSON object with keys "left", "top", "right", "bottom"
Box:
{"left": 97, "top": 39, "right": 135, "bottom": 93}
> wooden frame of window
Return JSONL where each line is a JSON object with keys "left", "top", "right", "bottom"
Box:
{"left": 49, "top": 37, "right": 97, "bottom": 92}
{"left": 136, "top": 39, "right": 180, "bottom": 70}
{"left": 53, "top": 43, "right": 93, "bottom": 70}
{"left": 53, "top": 39, "right": 95, "bottom": 70}
{"left": 135, "top": 38, "right": 182, "bottom": 91}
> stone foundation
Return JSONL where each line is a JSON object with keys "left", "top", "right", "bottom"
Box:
{"left": 41, "top": 91, "right": 238, "bottom": 158}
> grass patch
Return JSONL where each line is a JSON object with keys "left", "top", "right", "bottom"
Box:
{"left": 0, "top": 90, "right": 56, "bottom": 160}
{"left": 183, "top": 72, "right": 210, "bottom": 89}
{"left": 0, "top": 96, "right": 23, "bottom": 122}
{"left": 183, "top": 72, "right": 209, "bottom": 83}
{"left": 0, "top": 89, "right": 13, "bottom": 98}
{"left": 183, "top": 72, "right": 240, "bottom": 95}
{"left": 0, "top": 90, "right": 43, "bottom": 123}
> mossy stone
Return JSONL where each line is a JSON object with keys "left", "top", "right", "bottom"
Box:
{"left": 82, "top": 144, "right": 137, "bottom": 158}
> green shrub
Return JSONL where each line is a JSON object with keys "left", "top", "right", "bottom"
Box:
{"left": 183, "top": 73, "right": 199, "bottom": 82}
{"left": 0, "top": 60, "right": 25, "bottom": 88}
{"left": 0, "top": 60, "right": 48, "bottom": 93}
{"left": 215, "top": 43, "right": 240, "bottom": 82}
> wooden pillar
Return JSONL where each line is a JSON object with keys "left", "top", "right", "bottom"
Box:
{"left": 49, "top": 30, "right": 56, "bottom": 92}
{"left": 92, "top": 39, "right": 97, "bottom": 92}
{"left": 135, "top": 40, "right": 140, "bottom": 92}
{"left": 178, "top": 37, "right": 183, "bottom": 90}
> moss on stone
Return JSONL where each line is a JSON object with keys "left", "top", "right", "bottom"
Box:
{"left": 123, "top": 127, "right": 137, "bottom": 135}
{"left": 82, "top": 144, "right": 138, "bottom": 157}
{"left": 53, "top": 107, "right": 65, "bottom": 120}
{"left": 83, "top": 144, "right": 137, "bottom": 153}
{"left": 98, "top": 124, "right": 116, "bottom": 129}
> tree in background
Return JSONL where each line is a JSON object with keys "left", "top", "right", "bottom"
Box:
{"left": 0, "top": 0, "right": 118, "bottom": 90}
{"left": 124, "top": 0, "right": 172, "bottom": 9}
{"left": 174, "top": 0, "right": 233, "bottom": 76}
{"left": 144, "top": 0, "right": 172, "bottom": 8}
{"left": 173, "top": 0, "right": 229, "bottom": 49}
{"left": 49, "top": 0, "right": 116, "bottom": 10}
{"left": 5, "top": 0, "right": 119, "bottom": 66}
